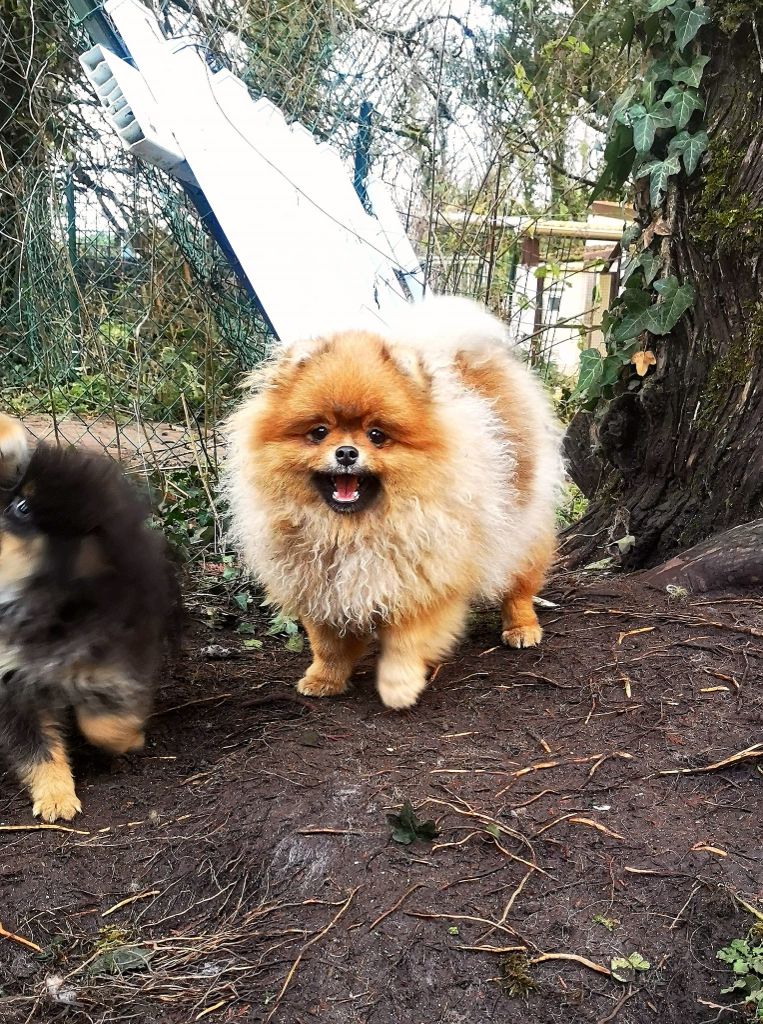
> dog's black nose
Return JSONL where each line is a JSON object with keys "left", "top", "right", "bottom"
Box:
{"left": 335, "top": 445, "right": 359, "bottom": 466}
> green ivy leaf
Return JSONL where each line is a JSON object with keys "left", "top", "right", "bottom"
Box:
{"left": 571, "top": 349, "right": 605, "bottom": 403}
{"left": 571, "top": 350, "right": 624, "bottom": 407}
{"left": 645, "top": 57, "right": 675, "bottom": 83}
{"left": 619, "top": 9, "right": 636, "bottom": 50}
{"left": 609, "top": 82, "right": 639, "bottom": 130}
{"left": 611, "top": 312, "right": 646, "bottom": 345}
{"left": 642, "top": 250, "right": 659, "bottom": 284}
{"left": 671, "top": 1, "right": 710, "bottom": 50}
{"left": 644, "top": 277, "right": 694, "bottom": 334}
{"left": 623, "top": 249, "right": 659, "bottom": 287}
{"left": 672, "top": 54, "right": 710, "bottom": 87}
{"left": 608, "top": 281, "right": 657, "bottom": 344}
{"left": 621, "top": 253, "right": 643, "bottom": 285}
{"left": 643, "top": 153, "right": 681, "bottom": 206}
{"left": 621, "top": 222, "right": 640, "bottom": 249}
{"left": 668, "top": 130, "right": 709, "bottom": 175}
{"left": 646, "top": 0, "right": 675, "bottom": 10}
{"left": 630, "top": 103, "right": 673, "bottom": 152}
{"left": 642, "top": 11, "right": 663, "bottom": 47}
{"left": 590, "top": 122, "right": 634, "bottom": 202}
{"left": 387, "top": 800, "right": 439, "bottom": 845}
{"left": 662, "top": 86, "right": 705, "bottom": 130}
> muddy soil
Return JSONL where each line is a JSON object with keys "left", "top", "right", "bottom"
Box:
{"left": 1, "top": 577, "right": 762, "bottom": 1023}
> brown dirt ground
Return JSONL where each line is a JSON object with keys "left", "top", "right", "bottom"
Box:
{"left": 1, "top": 576, "right": 762, "bottom": 1024}
{"left": 21, "top": 415, "right": 219, "bottom": 472}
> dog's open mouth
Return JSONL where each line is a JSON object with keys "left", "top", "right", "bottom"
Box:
{"left": 312, "top": 472, "right": 381, "bottom": 514}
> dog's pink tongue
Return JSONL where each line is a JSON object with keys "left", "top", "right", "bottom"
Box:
{"left": 334, "top": 476, "right": 358, "bottom": 501}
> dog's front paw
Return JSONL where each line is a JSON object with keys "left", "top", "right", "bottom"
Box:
{"left": 296, "top": 673, "right": 347, "bottom": 698}
{"left": 377, "top": 665, "right": 428, "bottom": 710}
{"left": 502, "top": 623, "right": 543, "bottom": 649}
{"left": 32, "top": 788, "right": 82, "bottom": 824}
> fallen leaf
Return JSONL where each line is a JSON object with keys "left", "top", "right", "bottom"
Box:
{"left": 631, "top": 350, "right": 657, "bottom": 376}
{"left": 611, "top": 951, "right": 651, "bottom": 982}
{"left": 88, "top": 946, "right": 153, "bottom": 976}
{"left": 582, "top": 556, "right": 615, "bottom": 571}
{"left": 387, "top": 800, "right": 439, "bottom": 845}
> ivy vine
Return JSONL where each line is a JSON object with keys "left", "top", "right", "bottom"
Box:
{"left": 571, "top": 0, "right": 710, "bottom": 409}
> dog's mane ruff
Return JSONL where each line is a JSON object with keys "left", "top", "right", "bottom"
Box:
{"left": 224, "top": 297, "right": 563, "bottom": 632}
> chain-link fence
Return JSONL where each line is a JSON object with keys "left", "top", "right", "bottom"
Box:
{"left": 0, "top": 0, "right": 624, "bottom": 513}
{"left": 0, "top": 0, "right": 274, "bottom": 486}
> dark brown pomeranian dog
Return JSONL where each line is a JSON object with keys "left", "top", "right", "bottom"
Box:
{"left": 0, "top": 414, "right": 177, "bottom": 822}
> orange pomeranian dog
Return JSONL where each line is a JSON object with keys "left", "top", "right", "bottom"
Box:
{"left": 225, "top": 297, "right": 563, "bottom": 709}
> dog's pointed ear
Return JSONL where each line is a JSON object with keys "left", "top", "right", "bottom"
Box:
{"left": 381, "top": 344, "right": 433, "bottom": 393}
{"left": 240, "top": 336, "right": 331, "bottom": 393}
{"left": 0, "top": 414, "right": 30, "bottom": 487}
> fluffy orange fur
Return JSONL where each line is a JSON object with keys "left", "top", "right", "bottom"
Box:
{"left": 225, "top": 297, "right": 562, "bottom": 709}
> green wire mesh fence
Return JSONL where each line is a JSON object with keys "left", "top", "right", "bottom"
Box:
{"left": 0, "top": 0, "right": 622, "bottom": 498}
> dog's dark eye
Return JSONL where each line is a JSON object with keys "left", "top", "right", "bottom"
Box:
{"left": 8, "top": 497, "right": 32, "bottom": 522}
{"left": 307, "top": 426, "right": 329, "bottom": 443}
{"left": 367, "top": 428, "right": 387, "bottom": 447}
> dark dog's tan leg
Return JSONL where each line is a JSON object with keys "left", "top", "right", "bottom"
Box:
{"left": 377, "top": 594, "right": 468, "bottom": 709}
{"left": 297, "top": 620, "right": 367, "bottom": 698}
{"left": 20, "top": 715, "right": 81, "bottom": 823}
{"left": 76, "top": 710, "right": 145, "bottom": 754}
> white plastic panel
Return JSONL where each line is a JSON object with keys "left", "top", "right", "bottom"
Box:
{"left": 91, "top": 0, "right": 423, "bottom": 340}
{"left": 79, "top": 44, "right": 194, "bottom": 183}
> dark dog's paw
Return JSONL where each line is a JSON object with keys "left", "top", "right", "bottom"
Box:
{"left": 32, "top": 787, "right": 82, "bottom": 823}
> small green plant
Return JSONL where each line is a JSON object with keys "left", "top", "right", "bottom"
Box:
{"left": 266, "top": 611, "right": 304, "bottom": 653}
{"left": 556, "top": 481, "right": 588, "bottom": 528}
{"left": 387, "top": 800, "right": 439, "bottom": 845}
{"left": 593, "top": 914, "right": 619, "bottom": 932}
{"left": 716, "top": 934, "right": 763, "bottom": 1018}
{"left": 500, "top": 953, "right": 537, "bottom": 997}
{"left": 153, "top": 467, "right": 219, "bottom": 562}
{"left": 611, "top": 951, "right": 651, "bottom": 983}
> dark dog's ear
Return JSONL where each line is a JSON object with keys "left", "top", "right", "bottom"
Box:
{"left": 0, "top": 414, "right": 30, "bottom": 488}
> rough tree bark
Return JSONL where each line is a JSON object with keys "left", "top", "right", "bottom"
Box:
{"left": 639, "top": 519, "right": 763, "bottom": 592}
{"left": 563, "top": 11, "right": 763, "bottom": 570}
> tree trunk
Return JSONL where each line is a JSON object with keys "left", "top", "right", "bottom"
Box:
{"left": 639, "top": 520, "right": 763, "bottom": 593}
{"left": 562, "top": 18, "right": 763, "bottom": 570}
